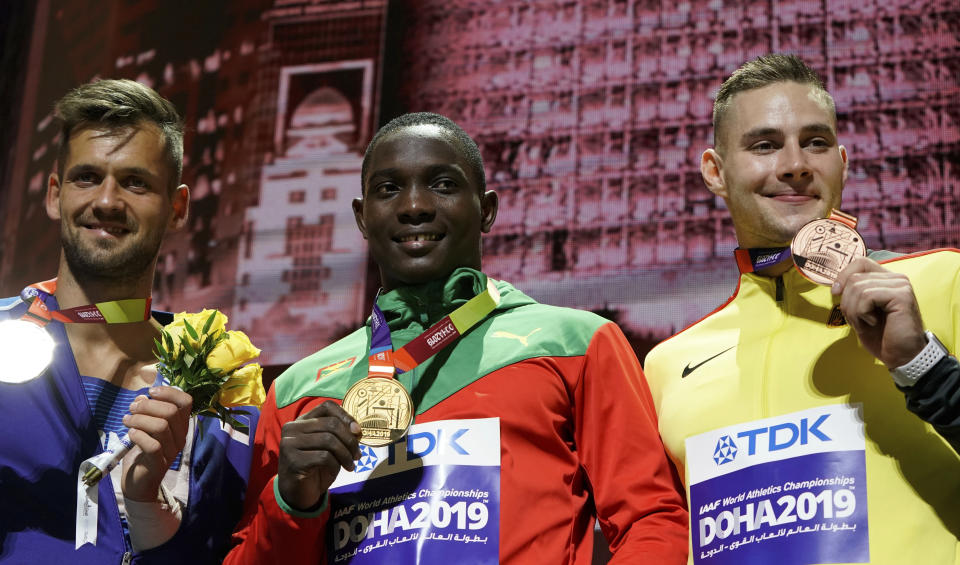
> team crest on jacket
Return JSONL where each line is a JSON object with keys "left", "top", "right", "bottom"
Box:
{"left": 317, "top": 356, "right": 356, "bottom": 381}
{"left": 826, "top": 306, "right": 847, "bottom": 327}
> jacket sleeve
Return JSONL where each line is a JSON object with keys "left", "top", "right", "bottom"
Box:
{"left": 575, "top": 322, "right": 689, "bottom": 564}
{"left": 902, "top": 356, "right": 960, "bottom": 453}
{"left": 135, "top": 407, "right": 261, "bottom": 564}
{"left": 224, "top": 386, "right": 330, "bottom": 565}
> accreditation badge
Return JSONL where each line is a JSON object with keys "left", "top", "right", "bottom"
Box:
{"left": 0, "top": 319, "right": 55, "bottom": 384}
{"left": 327, "top": 418, "right": 500, "bottom": 564}
{"left": 686, "top": 405, "right": 869, "bottom": 565}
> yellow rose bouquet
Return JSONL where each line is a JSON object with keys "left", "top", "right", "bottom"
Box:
{"left": 81, "top": 309, "right": 265, "bottom": 486}
{"left": 156, "top": 309, "right": 265, "bottom": 430}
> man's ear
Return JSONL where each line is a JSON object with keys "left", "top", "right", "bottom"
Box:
{"left": 170, "top": 185, "right": 190, "bottom": 229}
{"left": 352, "top": 197, "right": 368, "bottom": 239}
{"left": 45, "top": 173, "right": 62, "bottom": 221}
{"left": 839, "top": 144, "right": 849, "bottom": 188}
{"left": 480, "top": 190, "right": 498, "bottom": 233}
{"left": 701, "top": 148, "right": 727, "bottom": 199}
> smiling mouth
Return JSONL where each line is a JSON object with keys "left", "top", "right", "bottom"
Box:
{"left": 84, "top": 224, "right": 130, "bottom": 236}
{"left": 396, "top": 233, "right": 443, "bottom": 243}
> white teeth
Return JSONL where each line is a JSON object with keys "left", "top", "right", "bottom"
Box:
{"left": 90, "top": 225, "right": 127, "bottom": 235}
{"left": 399, "top": 234, "right": 441, "bottom": 242}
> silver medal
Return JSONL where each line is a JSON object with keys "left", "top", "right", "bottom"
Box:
{"left": 0, "top": 320, "right": 55, "bottom": 384}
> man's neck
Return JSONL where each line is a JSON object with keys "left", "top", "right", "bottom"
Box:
{"left": 53, "top": 261, "right": 152, "bottom": 307}
{"left": 53, "top": 262, "right": 161, "bottom": 388}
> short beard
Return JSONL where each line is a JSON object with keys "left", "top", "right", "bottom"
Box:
{"left": 61, "top": 225, "right": 162, "bottom": 289}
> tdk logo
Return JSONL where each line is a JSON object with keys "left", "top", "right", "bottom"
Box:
{"left": 725, "top": 414, "right": 832, "bottom": 462}
{"left": 713, "top": 435, "right": 738, "bottom": 465}
{"left": 386, "top": 427, "right": 470, "bottom": 465}
{"left": 355, "top": 445, "right": 379, "bottom": 473}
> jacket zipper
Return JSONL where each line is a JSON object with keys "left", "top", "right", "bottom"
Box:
{"left": 762, "top": 275, "right": 787, "bottom": 418}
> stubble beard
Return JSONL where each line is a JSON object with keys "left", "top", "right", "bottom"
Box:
{"left": 61, "top": 223, "right": 163, "bottom": 288}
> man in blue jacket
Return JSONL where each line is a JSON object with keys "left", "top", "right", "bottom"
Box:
{"left": 0, "top": 79, "right": 256, "bottom": 563}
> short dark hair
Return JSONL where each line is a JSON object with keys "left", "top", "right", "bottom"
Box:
{"left": 54, "top": 78, "right": 184, "bottom": 191}
{"left": 713, "top": 54, "right": 835, "bottom": 148}
{"left": 361, "top": 112, "right": 486, "bottom": 194}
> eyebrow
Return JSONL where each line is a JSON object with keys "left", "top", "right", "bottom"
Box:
{"left": 740, "top": 123, "right": 836, "bottom": 144}
{"left": 65, "top": 163, "right": 160, "bottom": 182}
{"left": 368, "top": 163, "right": 467, "bottom": 181}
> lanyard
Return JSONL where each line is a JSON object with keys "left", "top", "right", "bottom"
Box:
{"left": 366, "top": 277, "right": 501, "bottom": 378}
{"left": 734, "top": 210, "right": 863, "bottom": 277}
{"left": 734, "top": 247, "right": 793, "bottom": 274}
{"left": 20, "top": 279, "right": 151, "bottom": 326}
{"left": 0, "top": 280, "right": 150, "bottom": 385}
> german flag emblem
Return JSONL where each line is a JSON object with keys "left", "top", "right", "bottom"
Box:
{"left": 827, "top": 306, "right": 847, "bottom": 327}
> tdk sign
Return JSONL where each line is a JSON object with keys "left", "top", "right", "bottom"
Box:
{"left": 387, "top": 427, "right": 470, "bottom": 466}
{"left": 716, "top": 414, "right": 831, "bottom": 464}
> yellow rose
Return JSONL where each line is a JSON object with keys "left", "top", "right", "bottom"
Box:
{"left": 217, "top": 363, "right": 266, "bottom": 407}
{"left": 165, "top": 309, "right": 228, "bottom": 354}
{"left": 206, "top": 330, "right": 261, "bottom": 373}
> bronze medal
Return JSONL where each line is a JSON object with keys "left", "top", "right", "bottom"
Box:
{"left": 791, "top": 217, "right": 866, "bottom": 285}
{"left": 342, "top": 376, "right": 414, "bottom": 446}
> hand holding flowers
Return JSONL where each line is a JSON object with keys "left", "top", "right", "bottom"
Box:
{"left": 158, "top": 309, "right": 265, "bottom": 429}
{"left": 80, "top": 309, "right": 265, "bottom": 486}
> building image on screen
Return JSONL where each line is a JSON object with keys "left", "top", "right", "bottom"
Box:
{"left": 1, "top": 0, "right": 958, "bottom": 369}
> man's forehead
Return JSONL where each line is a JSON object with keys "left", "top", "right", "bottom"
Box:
{"left": 67, "top": 123, "right": 165, "bottom": 156}
{"left": 728, "top": 82, "right": 834, "bottom": 123}
{"left": 719, "top": 81, "right": 836, "bottom": 146}
{"left": 373, "top": 125, "right": 462, "bottom": 164}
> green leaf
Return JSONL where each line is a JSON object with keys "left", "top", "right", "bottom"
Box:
{"left": 184, "top": 320, "right": 199, "bottom": 341}
{"left": 202, "top": 311, "right": 216, "bottom": 334}
{"left": 183, "top": 353, "right": 195, "bottom": 368}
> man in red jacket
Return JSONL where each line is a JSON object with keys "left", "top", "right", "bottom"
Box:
{"left": 226, "top": 112, "right": 688, "bottom": 564}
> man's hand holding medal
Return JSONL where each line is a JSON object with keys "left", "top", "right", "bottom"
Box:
{"left": 793, "top": 210, "right": 929, "bottom": 370}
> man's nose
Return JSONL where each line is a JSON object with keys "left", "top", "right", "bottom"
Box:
{"left": 92, "top": 176, "right": 125, "bottom": 212}
{"left": 777, "top": 143, "right": 811, "bottom": 182}
{"left": 397, "top": 186, "right": 436, "bottom": 224}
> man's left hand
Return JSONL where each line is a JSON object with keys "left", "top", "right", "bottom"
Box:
{"left": 833, "top": 257, "right": 927, "bottom": 369}
{"left": 120, "top": 386, "right": 193, "bottom": 502}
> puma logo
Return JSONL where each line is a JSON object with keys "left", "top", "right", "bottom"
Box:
{"left": 491, "top": 328, "right": 541, "bottom": 347}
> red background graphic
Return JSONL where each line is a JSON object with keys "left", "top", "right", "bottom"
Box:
{"left": 0, "top": 0, "right": 958, "bottom": 383}
{"left": 0, "top": 1, "right": 957, "bottom": 560}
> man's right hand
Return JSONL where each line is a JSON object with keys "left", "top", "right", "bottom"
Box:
{"left": 277, "top": 400, "right": 363, "bottom": 511}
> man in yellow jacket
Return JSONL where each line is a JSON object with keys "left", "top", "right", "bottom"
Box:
{"left": 645, "top": 53, "right": 960, "bottom": 565}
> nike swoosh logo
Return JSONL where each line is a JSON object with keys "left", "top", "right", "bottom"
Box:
{"left": 681, "top": 346, "right": 735, "bottom": 378}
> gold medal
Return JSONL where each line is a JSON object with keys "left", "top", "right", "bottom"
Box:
{"left": 791, "top": 214, "right": 866, "bottom": 285}
{"left": 342, "top": 376, "right": 413, "bottom": 446}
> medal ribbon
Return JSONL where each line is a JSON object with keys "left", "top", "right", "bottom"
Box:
{"left": 825, "top": 209, "right": 858, "bottom": 229}
{"left": 367, "top": 278, "right": 501, "bottom": 378}
{"left": 734, "top": 247, "right": 793, "bottom": 274}
{"left": 734, "top": 210, "right": 860, "bottom": 274}
{"left": 21, "top": 279, "right": 152, "bottom": 326}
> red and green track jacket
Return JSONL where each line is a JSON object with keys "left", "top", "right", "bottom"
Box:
{"left": 226, "top": 268, "right": 688, "bottom": 564}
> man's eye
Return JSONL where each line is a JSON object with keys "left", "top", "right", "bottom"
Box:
{"left": 125, "top": 177, "right": 149, "bottom": 190}
{"left": 750, "top": 141, "right": 776, "bottom": 153}
{"left": 432, "top": 179, "right": 457, "bottom": 191}
{"left": 806, "top": 138, "right": 830, "bottom": 150}
{"left": 374, "top": 183, "right": 400, "bottom": 195}
{"left": 72, "top": 172, "right": 100, "bottom": 186}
